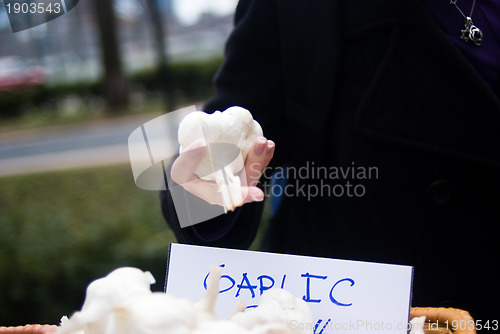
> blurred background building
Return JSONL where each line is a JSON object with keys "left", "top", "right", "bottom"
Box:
{"left": 0, "top": 0, "right": 235, "bottom": 85}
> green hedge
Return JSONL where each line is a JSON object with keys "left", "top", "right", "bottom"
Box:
{"left": 0, "top": 82, "right": 101, "bottom": 118}
{"left": 0, "top": 57, "right": 223, "bottom": 118}
{"left": 0, "top": 164, "right": 175, "bottom": 326}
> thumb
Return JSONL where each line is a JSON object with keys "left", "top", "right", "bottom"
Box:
{"left": 241, "top": 186, "right": 265, "bottom": 205}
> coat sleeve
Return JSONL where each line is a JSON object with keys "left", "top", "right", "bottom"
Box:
{"left": 160, "top": 0, "right": 286, "bottom": 249}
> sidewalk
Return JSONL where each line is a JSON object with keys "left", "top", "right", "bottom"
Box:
{"left": 0, "top": 112, "right": 164, "bottom": 177}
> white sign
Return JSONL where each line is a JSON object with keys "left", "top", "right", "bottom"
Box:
{"left": 165, "top": 243, "right": 413, "bottom": 334}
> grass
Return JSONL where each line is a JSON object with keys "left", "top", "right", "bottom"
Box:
{"left": 0, "top": 163, "right": 270, "bottom": 326}
{"left": 0, "top": 164, "right": 174, "bottom": 326}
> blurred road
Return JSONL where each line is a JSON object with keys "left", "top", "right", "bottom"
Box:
{"left": 0, "top": 112, "right": 164, "bottom": 177}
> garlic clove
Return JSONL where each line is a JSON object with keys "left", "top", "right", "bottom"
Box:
{"left": 230, "top": 289, "right": 313, "bottom": 334}
{"left": 111, "top": 293, "right": 204, "bottom": 334}
{"left": 195, "top": 265, "right": 223, "bottom": 316}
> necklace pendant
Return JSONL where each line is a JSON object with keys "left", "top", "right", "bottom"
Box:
{"left": 460, "top": 17, "right": 483, "bottom": 46}
{"left": 468, "top": 24, "right": 483, "bottom": 46}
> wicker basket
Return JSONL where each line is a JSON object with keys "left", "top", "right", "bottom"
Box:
{"left": 0, "top": 308, "right": 475, "bottom": 334}
{"left": 0, "top": 325, "right": 58, "bottom": 334}
{"left": 411, "top": 307, "right": 477, "bottom": 334}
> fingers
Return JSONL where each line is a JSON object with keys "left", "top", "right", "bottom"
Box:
{"left": 245, "top": 136, "right": 275, "bottom": 187}
{"left": 182, "top": 181, "right": 263, "bottom": 208}
{"left": 171, "top": 139, "right": 206, "bottom": 185}
{"left": 171, "top": 136, "right": 275, "bottom": 210}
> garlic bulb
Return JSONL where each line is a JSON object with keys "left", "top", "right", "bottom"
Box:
{"left": 58, "top": 266, "right": 313, "bottom": 334}
{"left": 177, "top": 106, "right": 263, "bottom": 212}
{"left": 58, "top": 267, "right": 155, "bottom": 334}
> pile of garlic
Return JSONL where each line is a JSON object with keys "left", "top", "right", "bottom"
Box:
{"left": 177, "top": 106, "right": 263, "bottom": 212}
{"left": 57, "top": 266, "right": 313, "bottom": 334}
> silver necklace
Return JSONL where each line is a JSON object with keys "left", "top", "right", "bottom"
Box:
{"left": 449, "top": 0, "right": 483, "bottom": 46}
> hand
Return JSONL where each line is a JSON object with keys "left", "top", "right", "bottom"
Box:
{"left": 170, "top": 136, "right": 275, "bottom": 208}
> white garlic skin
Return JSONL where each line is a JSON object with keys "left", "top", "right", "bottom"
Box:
{"left": 230, "top": 289, "right": 313, "bottom": 334}
{"left": 178, "top": 106, "right": 263, "bottom": 181}
{"left": 111, "top": 292, "right": 214, "bottom": 334}
{"left": 57, "top": 267, "right": 155, "bottom": 334}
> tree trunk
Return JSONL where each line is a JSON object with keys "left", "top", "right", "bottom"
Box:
{"left": 147, "top": 0, "right": 175, "bottom": 111}
{"left": 93, "top": 0, "right": 128, "bottom": 113}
